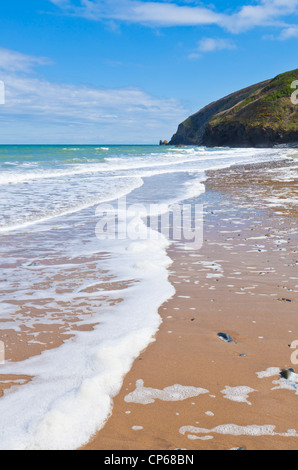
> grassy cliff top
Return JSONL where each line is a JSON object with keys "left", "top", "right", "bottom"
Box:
{"left": 169, "top": 68, "right": 298, "bottom": 147}
{"left": 209, "top": 69, "right": 298, "bottom": 132}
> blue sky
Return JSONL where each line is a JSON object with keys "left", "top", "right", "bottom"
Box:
{"left": 0, "top": 0, "right": 297, "bottom": 144}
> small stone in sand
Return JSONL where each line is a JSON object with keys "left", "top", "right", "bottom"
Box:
{"left": 280, "top": 368, "right": 295, "bottom": 380}
{"left": 218, "top": 333, "right": 233, "bottom": 343}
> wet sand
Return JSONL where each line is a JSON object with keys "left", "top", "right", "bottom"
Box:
{"left": 0, "top": 250, "right": 125, "bottom": 399}
{"left": 83, "top": 159, "right": 298, "bottom": 451}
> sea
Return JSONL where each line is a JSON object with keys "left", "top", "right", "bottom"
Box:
{"left": 0, "top": 144, "right": 294, "bottom": 449}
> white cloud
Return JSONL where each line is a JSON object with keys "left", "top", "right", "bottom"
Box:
{"left": 197, "top": 37, "right": 236, "bottom": 53}
{"left": 48, "top": 0, "right": 298, "bottom": 35}
{"left": 279, "top": 25, "right": 298, "bottom": 39}
{"left": 224, "top": 0, "right": 298, "bottom": 33}
{"left": 188, "top": 37, "right": 236, "bottom": 59}
{"left": 0, "top": 48, "right": 51, "bottom": 73}
{"left": 49, "top": 0, "right": 225, "bottom": 25}
{"left": 0, "top": 48, "right": 187, "bottom": 143}
{"left": 125, "top": 2, "right": 224, "bottom": 27}
{"left": 2, "top": 74, "right": 185, "bottom": 121}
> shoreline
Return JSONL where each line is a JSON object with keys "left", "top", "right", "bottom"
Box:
{"left": 83, "top": 157, "right": 298, "bottom": 450}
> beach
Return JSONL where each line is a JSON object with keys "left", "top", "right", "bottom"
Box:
{"left": 84, "top": 159, "right": 298, "bottom": 451}
{"left": 1, "top": 0, "right": 298, "bottom": 453}
{"left": 0, "top": 146, "right": 298, "bottom": 450}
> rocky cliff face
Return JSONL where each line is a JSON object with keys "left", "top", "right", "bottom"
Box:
{"left": 169, "top": 69, "right": 298, "bottom": 148}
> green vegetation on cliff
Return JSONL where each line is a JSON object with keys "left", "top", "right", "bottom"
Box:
{"left": 169, "top": 69, "right": 298, "bottom": 148}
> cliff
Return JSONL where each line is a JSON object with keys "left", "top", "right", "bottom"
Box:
{"left": 169, "top": 69, "right": 298, "bottom": 148}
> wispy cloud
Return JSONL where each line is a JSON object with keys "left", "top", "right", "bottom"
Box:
{"left": 2, "top": 74, "right": 185, "bottom": 122}
{"left": 0, "top": 48, "right": 187, "bottom": 143}
{"left": 224, "top": 0, "right": 298, "bottom": 34}
{"left": 198, "top": 37, "right": 236, "bottom": 53}
{"left": 50, "top": 0, "right": 223, "bottom": 25}
{"left": 279, "top": 25, "right": 298, "bottom": 39}
{"left": 188, "top": 37, "right": 236, "bottom": 60}
{"left": 0, "top": 48, "right": 51, "bottom": 73}
{"left": 48, "top": 0, "right": 298, "bottom": 36}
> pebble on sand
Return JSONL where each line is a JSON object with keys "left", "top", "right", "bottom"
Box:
{"left": 217, "top": 333, "right": 234, "bottom": 343}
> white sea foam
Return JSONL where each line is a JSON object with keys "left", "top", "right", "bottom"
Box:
{"left": 257, "top": 367, "right": 298, "bottom": 394}
{"left": 0, "top": 146, "right": 291, "bottom": 233}
{"left": 179, "top": 424, "right": 298, "bottom": 438}
{"left": 0, "top": 218, "right": 175, "bottom": 450}
{"left": 256, "top": 367, "right": 281, "bottom": 379}
{"left": 0, "top": 176, "right": 144, "bottom": 233}
{"left": 124, "top": 379, "right": 209, "bottom": 405}
{"left": 221, "top": 386, "right": 256, "bottom": 405}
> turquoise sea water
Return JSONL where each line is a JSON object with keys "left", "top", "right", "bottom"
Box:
{"left": 0, "top": 144, "right": 290, "bottom": 233}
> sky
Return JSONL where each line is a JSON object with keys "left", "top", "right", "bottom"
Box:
{"left": 0, "top": 0, "right": 297, "bottom": 144}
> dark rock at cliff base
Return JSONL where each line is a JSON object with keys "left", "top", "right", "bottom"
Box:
{"left": 169, "top": 69, "right": 298, "bottom": 148}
